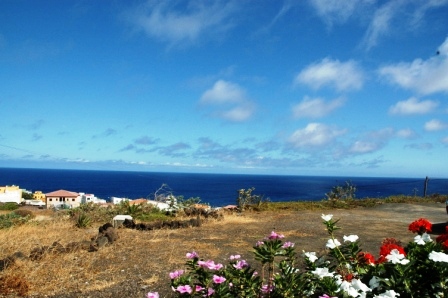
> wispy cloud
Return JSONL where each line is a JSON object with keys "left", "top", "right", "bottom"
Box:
{"left": 424, "top": 119, "right": 448, "bottom": 131}
{"left": 126, "top": 0, "right": 239, "bottom": 47}
{"left": 199, "top": 80, "right": 255, "bottom": 122}
{"left": 92, "top": 128, "right": 118, "bottom": 139}
{"left": 389, "top": 97, "right": 438, "bottom": 115}
{"left": 288, "top": 123, "right": 346, "bottom": 148}
{"left": 295, "top": 58, "right": 364, "bottom": 92}
{"left": 292, "top": 96, "right": 345, "bottom": 118}
{"left": 308, "top": 0, "right": 370, "bottom": 26}
{"left": 349, "top": 128, "right": 395, "bottom": 154}
{"left": 379, "top": 37, "right": 448, "bottom": 95}
{"left": 135, "top": 135, "right": 159, "bottom": 145}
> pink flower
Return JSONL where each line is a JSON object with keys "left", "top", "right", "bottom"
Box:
{"left": 229, "top": 254, "right": 241, "bottom": 260}
{"left": 319, "top": 295, "right": 337, "bottom": 298}
{"left": 207, "top": 288, "right": 215, "bottom": 296}
{"left": 169, "top": 270, "right": 184, "bottom": 279}
{"left": 186, "top": 251, "right": 198, "bottom": 259}
{"left": 233, "top": 260, "right": 249, "bottom": 270}
{"left": 282, "top": 241, "right": 294, "bottom": 248}
{"left": 195, "top": 285, "right": 205, "bottom": 292}
{"left": 146, "top": 292, "right": 159, "bottom": 298}
{"left": 266, "top": 231, "right": 285, "bottom": 240}
{"left": 261, "top": 284, "right": 273, "bottom": 293}
{"left": 198, "top": 260, "right": 223, "bottom": 270}
{"left": 176, "top": 285, "right": 192, "bottom": 294}
{"left": 213, "top": 275, "right": 226, "bottom": 284}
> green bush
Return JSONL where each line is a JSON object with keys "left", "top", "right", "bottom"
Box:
{"left": 0, "top": 213, "right": 30, "bottom": 229}
{"left": 0, "top": 202, "right": 19, "bottom": 211}
{"left": 74, "top": 212, "right": 92, "bottom": 228}
{"left": 13, "top": 209, "right": 35, "bottom": 219}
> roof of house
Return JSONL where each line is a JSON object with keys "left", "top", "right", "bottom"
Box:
{"left": 129, "top": 198, "right": 148, "bottom": 205}
{"left": 45, "top": 189, "right": 79, "bottom": 197}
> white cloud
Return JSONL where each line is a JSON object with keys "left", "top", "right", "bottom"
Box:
{"left": 424, "top": 119, "right": 448, "bottom": 131}
{"left": 288, "top": 123, "right": 346, "bottom": 148}
{"left": 200, "top": 80, "right": 246, "bottom": 104}
{"left": 379, "top": 37, "right": 448, "bottom": 95}
{"left": 295, "top": 58, "right": 364, "bottom": 92}
{"left": 396, "top": 128, "right": 418, "bottom": 139}
{"left": 349, "top": 128, "right": 395, "bottom": 154}
{"left": 199, "top": 80, "right": 255, "bottom": 122}
{"left": 128, "top": 0, "right": 238, "bottom": 46}
{"left": 442, "top": 136, "right": 448, "bottom": 145}
{"left": 308, "top": 0, "right": 372, "bottom": 26}
{"left": 292, "top": 96, "right": 345, "bottom": 118}
{"left": 389, "top": 97, "right": 438, "bottom": 115}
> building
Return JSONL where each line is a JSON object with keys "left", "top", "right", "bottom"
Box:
{"left": 0, "top": 185, "right": 22, "bottom": 204}
{"left": 111, "top": 197, "right": 129, "bottom": 205}
{"left": 80, "top": 193, "right": 107, "bottom": 204}
{"left": 45, "top": 189, "right": 81, "bottom": 209}
{"left": 33, "top": 191, "right": 46, "bottom": 202}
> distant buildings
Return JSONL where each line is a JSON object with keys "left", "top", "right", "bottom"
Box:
{"left": 80, "top": 193, "right": 107, "bottom": 204}
{"left": 0, "top": 185, "right": 22, "bottom": 204}
{"left": 32, "top": 191, "right": 46, "bottom": 202}
{"left": 45, "top": 189, "right": 81, "bottom": 209}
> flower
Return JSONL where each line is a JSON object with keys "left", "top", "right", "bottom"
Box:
{"left": 319, "top": 295, "right": 337, "bottom": 298}
{"left": 282, "top": 241, "right": 295, "bottom": 248}
{"left": 146, "top": 292, "right": 159, "bottom": 298}
{"left": 207, "top": 288, "right": 215, "bottom": 296}
{"left": 169, "top": 270, "right": 184, "bottom": 279}
{"left": 229, "top": 254, "right": 241, "bottom": 260}
{"left": 379, "top": 241, "right": 406, "bottom": 260}
{"left": 212, "top": 275, "right": 226, "bottom": 284}
{"left": 311, "top": 267, "right": 334, "bottom": 279}
{"left": 351, "top": 278, "right": 371, "bottom": 293}
{"left": 195, "top": 285, "right": 205, "bottom": 292}
{"left": 304, "top": 251, "right": 318, "bottom": 263}
{"left": 358, "top": 252, "right": 375, "bottom": 265}
{"left": 408, "top": 218, "right": 432, "bottom": 234}
{"left": 369, "top": 276, "right": 380, "bottom": 289}
{"left": 428, "top": 251, "right": 448, "bottom": 262}
{"left": 414, "top": 232, "right": 432, "bottom": 245}
{"left": 233, "top": 259, "right": 249, "bottom": 269}
{"left": 343, "top": 235, "right": 359, "bottom": 242}
{"left": 266, "top": 231, "right": 285, "bottom": 240}
{"left": 255, "top": 240, "right": 264, "bottom": 247}
{"left": 321, "top": 214, "right": 333, "bottom": 222}
{"left": 176, "top": 285, "right": 192, "bottom": 294}
{"left": 326, "top": 238, "right": 341, "bottom": 249}
{"left": 186, "top": 251, "right": 198, "bottom": 259}
{"left": 373, "top": 290, "right": 400, "bottom": 298}
{"left": 197, "top": 260, "right": 223, "bottom": 270}
{"left": 261, "top": 284, "right": 273, "bottom": 293}
{"left": 386, "top": 249, "right": 410, "bottom": 265}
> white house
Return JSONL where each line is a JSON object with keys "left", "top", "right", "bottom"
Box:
{"left": 80, "top": 193, "right": 107, "bottom": 204}
{"left": 0, "top": 185, "right": 22, "bottom": 204}
{"left": 111, "top": 197, "right": 129, "bottom": 205}
{"left": 46, "top": 189, "right": 81, "bottom": 209}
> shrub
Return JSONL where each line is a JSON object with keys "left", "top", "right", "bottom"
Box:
{"left": 0, "top": 202, "right": 19, "bottom": 211}
{"left": 325, "top": 181, "right": 357, "bottom": 202}
{"left": 0, "top": 213, "right": 30, "bottom": 229}
{"left": 74, "top": 212, "right": 92, "bottom": 228}
{"left": 237, "top": 188, "right": 266, "bottom": 211}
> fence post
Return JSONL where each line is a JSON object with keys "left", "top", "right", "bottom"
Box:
{"left": 423, "top": 176, "right": 429, "bottom": 197}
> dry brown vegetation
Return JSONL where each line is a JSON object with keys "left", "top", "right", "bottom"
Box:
{"left": 0, "top": 201, "right": 447, "bottom": 298}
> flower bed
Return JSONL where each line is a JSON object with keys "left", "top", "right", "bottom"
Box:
{"left": 147, "top": 216, "right": 448, "bottom": 297}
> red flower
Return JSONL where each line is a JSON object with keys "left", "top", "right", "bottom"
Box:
{"left": 408, "top": 218, "right": 432, "bottom": 234}
{"left": 436, "top": 233, "right": 448, "bottom": 244}
{"left": 379, "top": 243, "right": 406, "bottom": 260}
{"left": 357, "top": 252, "right": 375, "bottom": 265}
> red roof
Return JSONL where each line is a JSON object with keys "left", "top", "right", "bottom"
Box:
{"left": 45, "top": 189, "right": 79, "bottom": 197}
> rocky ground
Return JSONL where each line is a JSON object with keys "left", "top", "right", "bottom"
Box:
{"left": 1, "top": 202, "right": 447, "bottom": 298}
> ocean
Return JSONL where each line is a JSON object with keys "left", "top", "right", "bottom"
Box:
{"left": 0, "top": 168, "right": 446, "bottom": 207}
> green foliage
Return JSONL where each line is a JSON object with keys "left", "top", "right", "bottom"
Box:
{"left": 0, "top": 212, "right": 30, "bottom": 229}
{"left": 325, "top": 180, "right": 357, "bottom": 202}
{"left": 0, "top": 202, "right": 19, "bottom": 211}
{"left": 22, "top": 192, "right": 33, "bottom": 201}
{"left": 237, "top": 187, "right": 266, "bottom": 211}
{"left": 74, "top": 212, "right": 92, "bottom": 228}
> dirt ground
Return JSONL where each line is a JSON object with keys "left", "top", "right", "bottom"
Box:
{"left": 1, "top": 202, "right": 447, "bottom": 298}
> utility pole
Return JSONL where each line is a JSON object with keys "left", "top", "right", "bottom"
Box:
{"left": 423, "top": 176, "right": 429, "bottom": 197}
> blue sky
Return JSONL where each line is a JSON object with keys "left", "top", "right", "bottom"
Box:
{"left": 1, "top": 0, "right": 447, "bottom": 178}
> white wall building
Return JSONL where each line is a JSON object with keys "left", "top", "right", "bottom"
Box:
{"left": 0, "top": 185, "right": 22, "bottom": 204}
{"left": 111, "top": 197, "right": 129, "bottom": 205}
{"left": 80, "top": 193, "right": 107, "bottom": 204}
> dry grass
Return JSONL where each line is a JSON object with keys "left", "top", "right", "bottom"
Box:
{"left": 0, "top": 202, "right": 446, "bottom": 297}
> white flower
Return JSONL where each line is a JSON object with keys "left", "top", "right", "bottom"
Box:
{"left": 386, "top": 249, "right": 410, "bottom": 265}
{"left": 304, "top": 251, "right": 318, "bottom": 263}
{"left": 337, "top": 280, "right": 359, "bottom": 297}
{"left": 311, "top": 267, "right": 334, "bottom": 279}
{"left": 429, "top": 251, "right": 448, "bottom": 263}
{"left": 369, "top": 276, "right": 380, "bottom": 290}
{"left": 414, "top": 233, "right": 432, "bottom": 245}
{"left": 343, "top": 235, "right": 359, "bottom": 243}
{"left": 321, "top": 214, "right": 333, "bottom": 222}
{"left": 374, "top": 290, "right": 400, "bottom": 298}
{"left": 326, "top": 238, "right": 341, "bottom": 249}
{"left": 351, "top": 278, "right": 371, "bottom": 293}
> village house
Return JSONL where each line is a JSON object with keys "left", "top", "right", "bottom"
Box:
{"left": 80, "top": 193, "right": 107, "bottom": 204}
{"left": 0, "top": 185, "right": 22, "bottom": 204}
{"left": 33, "top": 191, "right": 46, "bottom": 202}
{"left": 45, "top": 189, "right": 81, "bottom": 209}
